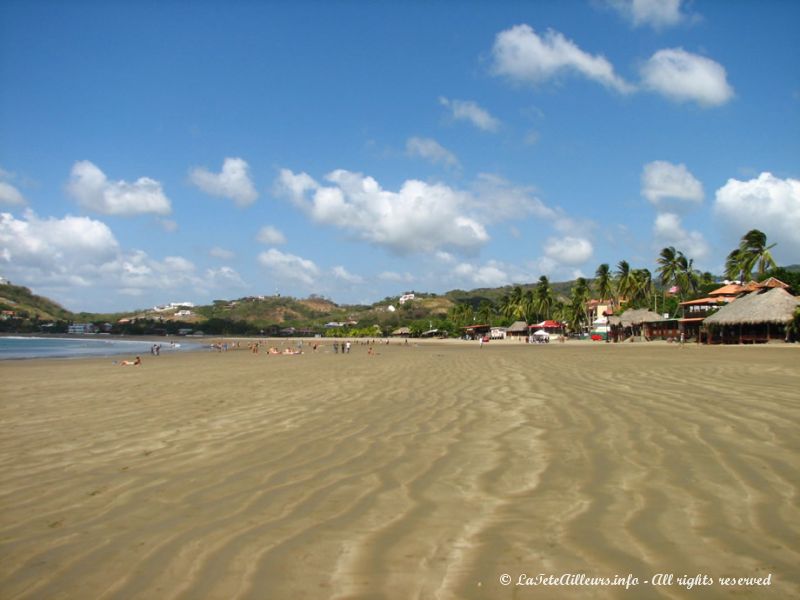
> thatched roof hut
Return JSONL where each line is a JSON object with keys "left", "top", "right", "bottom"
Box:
{"left": 615, "top": 308, "right": 664, "bottom": 327}
{"left": 506, "top": 320, "right": 528, "bottom": 334}
{"left": 704, "top": 287, "right": 799, "bottom": 326}
{"left": 391, "top": 326, "right": 411, "bottom": 337}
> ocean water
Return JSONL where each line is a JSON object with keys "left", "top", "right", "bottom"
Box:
{"left": 0, "top": 336, "right": 198, "bottom": 360}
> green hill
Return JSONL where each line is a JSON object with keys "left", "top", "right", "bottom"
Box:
{"left": 0, "top": 282, "right": 73, "bottom": 321}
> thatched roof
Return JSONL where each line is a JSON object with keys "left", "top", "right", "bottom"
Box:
{"left": 704, "top": 287, "right": 800, "bottom": 326}
{"left": 615, "top": 308, "right": 665, "bottom": 327}
{"left": 391, "top": 327, "right": 411, "bottom": 336}
{"left": 506, "top": 320, "right": 528, "bottom": 333}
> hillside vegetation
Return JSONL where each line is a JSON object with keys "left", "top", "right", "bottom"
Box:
{"left": 0, "top": 283, "right": 72, "bottom": 321}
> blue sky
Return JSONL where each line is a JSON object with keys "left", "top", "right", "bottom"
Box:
{"left": 1, "top": 0, "right": 799, "bottom": 312}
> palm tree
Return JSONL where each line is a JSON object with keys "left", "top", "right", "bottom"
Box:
{"left": 521, "top": 289, "right": 536, "bottom": 323}
{"left": 615, "top": 260, "right": 636, "bottom": 307}
{"left": 569, "top": 277, "right": 591, "bottom": 331}
{"left": 738, "top": 229, "right": 777, "bottom": 281}
{"left": 594, "top": 263, "right": 615, "bottom": 305}
{"left": 476, "top": 300, "right": 494, "bottom": 325}
{"left": 725, "top": 248, "right": 745, "bottom": 281}
{"left": 448, "top": 303, "right": 473, "bottom": 328}
{"left": 632, "top": 268, "right": 654, "bottom": 308}
{"left": 534, "top": 276, "right": 554, "bottom": 320}
{"left": 656, "top": 247, "right": 681, "bottom": 290}
{"left": 498, "top": 293, "right": 514, "bottom": 321}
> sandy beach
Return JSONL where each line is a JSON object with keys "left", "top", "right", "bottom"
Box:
{"left": 1, "top": 340, "right": 798, "bottom": 599}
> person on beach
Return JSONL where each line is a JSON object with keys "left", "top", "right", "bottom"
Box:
{"left": 120, "top": 356, "right": 141, "bottom": 366}
{"left": 333, "top": 341, "right": 339, "bottom": 354}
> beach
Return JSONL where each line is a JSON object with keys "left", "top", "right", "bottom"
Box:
{"left": 1, "top": 340, "right": 798, "bottom": 599}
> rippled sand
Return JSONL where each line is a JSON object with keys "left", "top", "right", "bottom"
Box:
{"left": 1, "top": 341, "right": 798, "bottom": 599}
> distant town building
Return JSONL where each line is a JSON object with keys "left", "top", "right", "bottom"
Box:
{"left": 398, "top": 293, "right": 415, "bottom": 305}
{"left": 68, "top": 323, "right": 97, "bottom": 334}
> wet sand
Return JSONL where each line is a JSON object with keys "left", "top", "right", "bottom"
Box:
{"left": 1, "top": 340, "right": 798, "bottom": 599}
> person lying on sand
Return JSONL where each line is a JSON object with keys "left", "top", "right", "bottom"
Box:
{"left": 119, "top": 356, "right": 142, "bottom": 366}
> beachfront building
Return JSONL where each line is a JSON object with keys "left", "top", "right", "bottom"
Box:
{"left": 490, "top": 326, "right": 507, "bottom": 340}
{"left": 67, "top": 323, "right": 97, "bottom": 334}
{"left": 608, "top": 309, "right": 667, "bottom": 341}
{"left": 528, "top": 320, "right": 564, "bottom": 341}
{"left": 703, "top": 286, "right": 799, "bottom": 344}
{"left": 462, "top": 323, "right": 490, "bottom": 340}
{"left": 505, "top": 321, "right": 528, "bottom": 340}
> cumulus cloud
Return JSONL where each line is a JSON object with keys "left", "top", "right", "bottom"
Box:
{"left": 543, "top": 236, "right": 594, "bottom": 265}
{"left": 206, "top": 266, "right": 246, "bottom": 288}
{"left": 332, "top": 265, "right": 364, "bottom": 284}
{"left": 67, "top": 161, "right": 172, "bottom": 216}
{"left": 439, "top": 97, "right": 501, "bottom": 132}
{"left": 274, "top": 168, "right": 489, "bottom": 255}
{"left": 652, "top": 212, "right": 709, "bottom": 259}
{"left": 454, "top": 260, "right": 511, "bottom": 288}
{"left": 256, "top": 225, "right": 287, "bottom": 245}
{"left": 0, "top": 210, "right": 244, "bottom": 310}
{"left": 641, "top": 48, "right": 734, "bottom": 107}
{"left": 0, "top": 210, "right": 119, "bottom": 288}
{"left": 491, "top": 24, "right": 634, "bottom": 94}
{"left": 209, "top": 246, "right": 235, "bottom": 260}
{"left": 258, "top": 248, "right": 320, "bottom": 286}
{"left": 606, "top": 0, "right": 689, "bottom": 29}
{"left": 406, "top": 137, "right": 460, "bottom": 168}
{"left": 713, "top": 172, "right": 800, "bottom": 255}
{"left": 189, "top": 157, "right": 258, "bottom": 207}
{"left": 0, "top": 182, "right": 25, "bottom": 206}
{"left": 470, "top": 173, "right": 557, "bottom": 224}
{"left": 641, "top": 160, "right": 704, "bottom": 208}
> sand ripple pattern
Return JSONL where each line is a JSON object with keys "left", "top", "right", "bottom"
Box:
{"left": 1, "top": 342, "right": 798, "bottom": 599}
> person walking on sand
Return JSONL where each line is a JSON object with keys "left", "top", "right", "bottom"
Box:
{"left": 333, "top": 341, "right": 339, "bottom": 354}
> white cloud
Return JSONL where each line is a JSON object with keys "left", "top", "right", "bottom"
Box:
{"left": 206, "top": 266, "right": 246, "bottom": 288}
{"left": 256, "top": 225, "right": 287, "bottom": 245}
{"left": 652, "top": 212, "right": 709, "bottom": 259}
{"left": 544, "top": 236, "right": 594, "bottom": 265}
{"left": 454, "top": 261, "right": 511, "bottom": 288}
{"left": 606, "top": 0, "right": 689, "bottom": 29}
{"left": 0, "top": 211, "right": 119, "bottom": 283}
{"left": 435, "top": 251, "right": 456, "bottom": 264}
{"left": 209, "top": 246, "right": 235, "bottom": 260}
{"left": 379, "top": 271, "right": 414, "bottom": 283}
{"left": 332, "top": 265, "right": 364, "bottom": 284}
{"left": 274, "top": 168, "right": 489, "bottom": 255}
{"left": 713, "top": 172, "right": 800, "bottom": 255}
{"left": 470, "top": 173, "right": 556, "bottom": 224}
{"left": 406, "top": 137, "right": 460, "bottom": 168}
{"left": 258, "top": 248, "right": 320, "bottom": 286}
{"left": 439, "top": 97, "right": 501, "bottom": 132}
{"left": 0, "top": 182, "right": 26, "bottom": 206}
{"left": 0, "top": 210, "right": 243, "bottom": 309}
{"left": 189, "top": 157, "right": 258, "bottom": 207}
{"left": 491, "top": 24, "right": 634, "bottom": 94}
{"left": 640, "top": 48, "right": 733, "bottom": 107}
{"left": 67, "top": 161, "right": 172, "bottom": 216}
{"left": 641, "top": 160, "right": 704, "bottom": 207}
